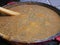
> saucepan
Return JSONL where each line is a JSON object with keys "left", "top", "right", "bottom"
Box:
{"left": 0, "top": 2, "right": 60, "bottom": 45}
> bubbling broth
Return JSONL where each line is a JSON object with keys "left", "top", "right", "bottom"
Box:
{"left": 0, "top": 4, "right": 60, "bottom": 43}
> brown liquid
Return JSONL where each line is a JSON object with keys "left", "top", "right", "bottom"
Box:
{"left": 0, "top": 4, "right": 60, "bottom": 43}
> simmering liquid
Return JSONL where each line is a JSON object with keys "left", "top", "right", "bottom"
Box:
{"left": 0, "top": 4, "right": 60, "bottom": 43}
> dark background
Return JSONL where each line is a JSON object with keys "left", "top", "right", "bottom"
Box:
{"left": 0, "top": 0, "right": 19, "bottom": 6}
